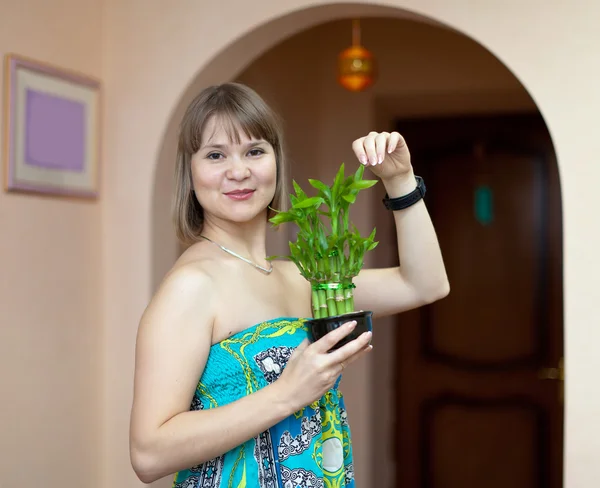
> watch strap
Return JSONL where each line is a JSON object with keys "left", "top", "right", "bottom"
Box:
{"left": 382, "top": 176, "right": 426, "bottom": 211}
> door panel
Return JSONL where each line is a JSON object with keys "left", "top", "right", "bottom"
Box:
{"left": 390, "top": 114, "right": 563, "bottom": 488}
{"left": 421, "top": 148, "right": 547, "bottom": 370}
{"left": 420, "top": 395, "right": 546, "bottom": 488}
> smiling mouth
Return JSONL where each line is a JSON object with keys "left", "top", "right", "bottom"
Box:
{"left": 225, "top": 189, "right": 255, "bottom": 200}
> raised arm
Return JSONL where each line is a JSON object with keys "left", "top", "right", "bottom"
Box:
{"left": 129, "top": 264, "right": 371, "bottom": 483}
{"left": 352, "top": 131, "right": 450, "bottom": 318}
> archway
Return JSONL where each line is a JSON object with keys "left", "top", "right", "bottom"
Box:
{"left": 150, "top": 5, "right": 562, "bottom": 488}
{"left": 151, "top": 3, "right": 449, "bottom": 291}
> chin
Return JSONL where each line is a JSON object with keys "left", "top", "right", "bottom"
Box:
{"left": 223, "top": 207, "right": 268, "bottom": 224}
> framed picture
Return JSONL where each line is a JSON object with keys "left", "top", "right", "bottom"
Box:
{"left": 3, "top": 53, "right": 101, "bottom": 198}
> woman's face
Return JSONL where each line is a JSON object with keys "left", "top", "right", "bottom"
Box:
{"left": 191, "top": 115, "right": 277, "bottom": 227}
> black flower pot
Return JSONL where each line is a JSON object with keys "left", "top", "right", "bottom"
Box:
{"left": 306, "top": 310, "right": 373, "bottom": 351}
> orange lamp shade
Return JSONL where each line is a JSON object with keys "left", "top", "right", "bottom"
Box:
{"left": 337, "top": 45, "right": 377, "bottom": 92}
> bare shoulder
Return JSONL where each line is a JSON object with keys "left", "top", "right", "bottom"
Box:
{"left": 139, "top": 252, "right": 217, "bottom": 338}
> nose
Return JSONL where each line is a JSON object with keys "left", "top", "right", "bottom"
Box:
{"left": 226, "top": 155, "right": 251, "bottom": 181}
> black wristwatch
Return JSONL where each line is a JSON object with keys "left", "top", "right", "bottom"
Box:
{"left": 382, "top": 176, "right": 426, "bottom": 211}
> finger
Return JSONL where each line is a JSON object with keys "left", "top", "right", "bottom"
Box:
{"left": 363, "top": 132, "right": 378, "bottom": 166}
{"left": 344, "top": 343, "right": 373, "bottom": 368}
{"left": 375, "top": 132, "right": 389, "bottom": 164}
{"left": 327, "top": 330, "right": 373, "bottom": 364}
{"left": 290, "top": 339, "right": 310, "bottom": 359}
{"left": 352, "top": 138, "right": 368, "bottom": 166}
{"left": 388, "top": 132, "right": 405, "bottom": 154}
{"left": 312, "top": 320, "right": 357, "bottom": 353}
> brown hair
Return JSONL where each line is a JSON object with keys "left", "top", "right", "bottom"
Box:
{"left": 172, "top": 82, "right": 288, "bottom": 245}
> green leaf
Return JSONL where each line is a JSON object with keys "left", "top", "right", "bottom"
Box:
{"left": 269, "top": 212, "right": 297, "bottom": 226}
{"left": 308, "top": 178, "right": 330, "bottom": 194}
{"left": 354, "top": 164, "right": 365, "bottom": 181}
{"left": 292, "top": 180, "right": 307, "bottom": 198}
{"left": 266, "top": 254, "right": 290, "bottom": 261}
{"left": 348, "top": 179, "right": 378, "bottom": 191}
{"left": 342, "top": 193, "right": 356, "bottom": 204}
{"left": 341, "top": 175, "right": 355, "bottom": 193}
{"left": 317, "top": 225, "right": 329, "bottom": 253}
{"left": 294, "top": 196, "right": 324, "bottom": 209}
{"left": 332, "top": 163, "right": 346, "bottom": 198}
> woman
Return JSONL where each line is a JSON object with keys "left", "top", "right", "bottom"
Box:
{"left": 129, "top": 82, "right": 449, "bottom": 487}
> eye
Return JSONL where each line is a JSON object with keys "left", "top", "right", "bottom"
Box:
{"left": 206, "top": 152, "right": 223, "bottom": 161}
{"left": 248, "top": 148, "right": 265, "bottom": 157}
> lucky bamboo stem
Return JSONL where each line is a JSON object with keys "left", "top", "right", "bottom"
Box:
{"left": 310, "top": 281, "right": 357, "bottom": 319}
{"left": 346, "top": 287, "right": 354, "bottom": 311}
{"left": 326, "top": 288, "right": 337, "bottom": 316}
{"left": 318, "top": 289, "right": 328, "bottom": 318}
{"left": 335, "top": 288, "right": 346, "bottom": 315}
{"left": 312, "top": 289, "right": 320, "bottom": 318}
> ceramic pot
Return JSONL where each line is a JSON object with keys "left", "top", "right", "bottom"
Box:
{"left": 306, "top": 310, "right": 373, "bottom": 350}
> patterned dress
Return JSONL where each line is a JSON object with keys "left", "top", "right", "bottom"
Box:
{"left": 172, "top": 317, "right": 355, "bottom": 488}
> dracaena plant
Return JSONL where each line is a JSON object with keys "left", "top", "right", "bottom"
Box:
{"left": 269, "top": 163, "right": 379, "bottom": 319}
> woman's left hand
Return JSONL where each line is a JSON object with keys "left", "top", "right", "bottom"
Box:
{"left": 351, "top": 131, "right": 413, "bottom": 183}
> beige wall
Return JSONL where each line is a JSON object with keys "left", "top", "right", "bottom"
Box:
{"left": 0, "top": 1, "right": 104, "bottom": 487}
{"left": 2, "top": 1, "right": 600, "bottom": 488}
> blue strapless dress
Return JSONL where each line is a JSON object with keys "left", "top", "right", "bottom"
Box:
{"left": 171, "top": 317, "right": 355, "bottom": 488}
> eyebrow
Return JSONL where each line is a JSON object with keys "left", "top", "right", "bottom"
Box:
{"left": 202, "top": 140, "right": 268, "bottom": 150}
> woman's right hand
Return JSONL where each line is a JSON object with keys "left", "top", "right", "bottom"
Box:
{"left": 276, "top": 320, "right": 373, "bottom": 412}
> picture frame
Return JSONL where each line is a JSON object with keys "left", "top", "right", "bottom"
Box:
{"left": 3, "top": 53, "right": 101, "bottom": 199}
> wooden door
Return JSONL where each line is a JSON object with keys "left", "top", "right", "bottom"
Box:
{"left": 391, "top": 114, "right": 563, "bottom": 488}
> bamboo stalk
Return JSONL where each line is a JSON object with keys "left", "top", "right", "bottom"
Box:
{"left": 312, "top": 289, "right": 320, "bottom": 318}
{"left": 318, "top": 289, "right": 328, "bottom": 317}
{"left": 335, "top": 288, "right": 347, "bottom": 315}
{"left": 310, "top": 281, "right": 358, "bottom": 319}
{"left": 347, "top": 288, "right": 354, "bottom": 311}
{"left": 326, "top": 288, "right": 337, "bottom": 316}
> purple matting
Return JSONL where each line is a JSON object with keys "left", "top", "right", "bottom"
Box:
{"left": 24, "top": 88, "right": 86, "bottom": 172}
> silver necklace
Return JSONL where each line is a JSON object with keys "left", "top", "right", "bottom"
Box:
{"left": 200, "top": 235, "right": 273, "bottom": 274}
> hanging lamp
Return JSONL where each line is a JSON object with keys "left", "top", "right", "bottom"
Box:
{"left": 337, "top": 19, "right": 377, "bottom": 92}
